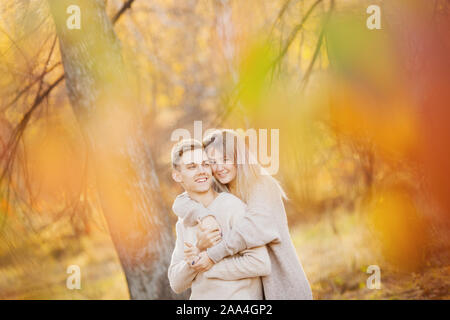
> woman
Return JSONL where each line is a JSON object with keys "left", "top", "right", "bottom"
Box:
{"left": 172, "top": 129, "right": 312, "bottom": 300}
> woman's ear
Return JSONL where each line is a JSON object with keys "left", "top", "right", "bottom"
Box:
{"left": 172, "top": 169, "right": 182, "bottom": 183}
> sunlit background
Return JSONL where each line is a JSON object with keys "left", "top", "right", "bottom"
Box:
{"left": 0, "top": 0, "right": 449, "bottom": 299}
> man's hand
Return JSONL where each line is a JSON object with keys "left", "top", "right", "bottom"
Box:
{"left": 191, "top": 251, "right": 214, "bottom": 272}
{"left": 184, "top": 242, "right": 200, "bottom": 264}
{"left": 196, "top": 217, "right": 222, "bottom": 251}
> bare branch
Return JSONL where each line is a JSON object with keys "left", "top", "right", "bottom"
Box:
{"left": 268, "top": 0, "right": 294, "bottom": 38}
{"left": 301, "top": 0, "right": 334, "bottom": 91}
{"left": 272, "top": 0, "right": 323, "bottom": 67}
{"left": 5, "top": 1, "right": 136, "bottom": 112}
{"left": 0, "top": 0, "right": 140, "bottom": 231}
{"left": 2, "top": 62, "right": 62, "bottom": 112}
{"left": 212, "top": 0, "right": 324, "bottom": 126}
{"left": 112, "top": 0, "right": 136, "bottom": 24}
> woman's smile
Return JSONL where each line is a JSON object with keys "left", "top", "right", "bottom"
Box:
{"left": 216, "top": 170, "right": 229, "bottom": 178}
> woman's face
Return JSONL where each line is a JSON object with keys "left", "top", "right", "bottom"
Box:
{"left": 206, "top": 147, "right": 237, "bottom": 185}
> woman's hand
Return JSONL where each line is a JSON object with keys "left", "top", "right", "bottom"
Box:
{"left": 184, "top": 242, "right": 200, "bottom": 264}
{"left": 191, "top": 251, "right": 214, "bottom": 272}
{"left": 196, "top": 217, "right": 222, "bottom": 251}
{"left": 200, "top": 216, "right": 220, "bottom": 232}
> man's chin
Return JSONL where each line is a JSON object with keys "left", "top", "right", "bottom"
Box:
{"left": 193, "top": 185, "right": 212, "bottom": 193}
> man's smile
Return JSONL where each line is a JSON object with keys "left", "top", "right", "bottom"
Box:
{"left": 195, "top": 176, "right": 209, "bottom": 183}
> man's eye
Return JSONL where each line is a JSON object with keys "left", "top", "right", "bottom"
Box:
{"left": 187, "top": 165, "right": 196, "bottom": 169}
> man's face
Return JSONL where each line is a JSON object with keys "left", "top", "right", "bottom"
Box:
{"left": 172, "top": 148, "right": 213, "bottom": 193}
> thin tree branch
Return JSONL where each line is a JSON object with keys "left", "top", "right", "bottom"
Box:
{"left": 112, "top": 0, "right": 136, "bottom": 24}
{"left": 213, "top": 0, "right": 323, "bottom": 126}
{"left": 0, "top": 0, "right": 139, "bottom": 230}
{"left": 300, "top": 0, "right": 334, "bottom": 91}
{"left": 268, "top": 0, "right": 293, "bottom": 38}
{"left": 2, "top": 62, "right": 62, "bottom": 112}
{"left": 4, "top": 0, "right": 135, "bottom": 112}
{"left": 272, "top": 0, "right": 323, "bottom": 67}
{"left": 0, "top": 74, "right": 65, "bottom": 181}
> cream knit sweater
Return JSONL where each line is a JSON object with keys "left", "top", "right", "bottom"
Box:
{"left": 168, "top": 192, "right": 271, "bottom": 300}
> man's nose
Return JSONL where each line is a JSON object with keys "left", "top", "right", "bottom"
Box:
{"left": 198, "top": 163, "right": 207, "bottom": 173}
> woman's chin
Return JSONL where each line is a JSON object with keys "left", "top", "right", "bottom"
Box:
{"left": 216, "top": 176, "right": 232, "bottom": 185}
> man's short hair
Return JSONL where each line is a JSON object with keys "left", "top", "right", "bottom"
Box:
{"left": 171, "top": 139, "right": 203, "bottom": 169}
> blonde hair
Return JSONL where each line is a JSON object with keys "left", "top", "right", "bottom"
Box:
{"left": 171, "top": 139, "right": 203, "bottom": 169}
{"left": 203, "top": 129, "right": 286, "bottom": 203}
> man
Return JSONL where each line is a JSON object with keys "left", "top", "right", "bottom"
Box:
{"left": 168, "top": 139, "right": 271, "bottom": 300}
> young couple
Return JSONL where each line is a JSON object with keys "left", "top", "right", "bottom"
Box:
{"left": 168, "top": 129, "right": 312, "bottom": 300}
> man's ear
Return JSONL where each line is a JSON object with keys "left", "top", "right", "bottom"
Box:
{"left": 172, "top": 169, "right": 182, "bottom": 183}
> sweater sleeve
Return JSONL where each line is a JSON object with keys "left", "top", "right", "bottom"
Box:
{"left": 207, "top": 180, "right": 282, "bottom": 263}
{"left": 168, "top": 220, "right": 198, "bottom": 294}
{"left": 172, "top": 192, "right": 215, "bottom": 227}
{"left": 204, "top": 245, "right": 271, "bottom": 281}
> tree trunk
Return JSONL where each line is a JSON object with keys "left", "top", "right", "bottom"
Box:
{"left": 47, "top": 0, "right": 184, "bottom": 299}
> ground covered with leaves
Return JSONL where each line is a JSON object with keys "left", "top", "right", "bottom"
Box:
{"left": 1, "top": 211, "right": 449, "bottom": 300}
